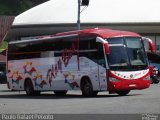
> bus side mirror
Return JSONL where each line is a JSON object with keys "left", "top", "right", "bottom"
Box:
{"left": 96, "top": 37, "right": 110, "bottom": 55}
{"left": 148, "top": 38, "right": 156, "bottom": 53}
{"left": 142, "top": 37, "right": 156, "bottom": 53}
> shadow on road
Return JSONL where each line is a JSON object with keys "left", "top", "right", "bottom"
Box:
{"left": 0, "top": 91, "right": 143, "bottom": 99}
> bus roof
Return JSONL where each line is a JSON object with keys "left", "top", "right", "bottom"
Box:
{"left": 55, "top": 28, "right": 141, "bottom": 38}
{"left": 9, "top": 28, "right": 141, "bottom": 44}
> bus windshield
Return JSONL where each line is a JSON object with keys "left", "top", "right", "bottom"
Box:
{"left": 107, "top": 37, "right": 147, "bottom": 70}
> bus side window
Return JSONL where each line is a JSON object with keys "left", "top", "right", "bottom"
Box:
{"left": 79, "top": 37, "right": 98, "bottom": 64}
{"left": 97, "top": 43, "right": 106, "bottom": 68}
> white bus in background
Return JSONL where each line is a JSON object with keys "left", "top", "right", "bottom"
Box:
{"left": 7, "top": 28, "right": 155, "bottom": 96}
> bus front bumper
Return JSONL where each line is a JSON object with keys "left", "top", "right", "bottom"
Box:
{"left": 108, "top": 80, "right": 150, "bottom": 92}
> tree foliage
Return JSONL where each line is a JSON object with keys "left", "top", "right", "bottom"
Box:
{"left": 0, "top": 0, "right": 48, "bottom": 16}
{"left": 0, "top": 41, "right": 8, "bottom": 53}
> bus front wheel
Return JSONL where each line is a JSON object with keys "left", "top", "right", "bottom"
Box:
{"left": 24, "top": 79, "right": 34, "bottom": 96}
{"left": 116, "top": 90, "right": 130, "bottom": 96}
{"left": 81, "top": 78, "right": 95, "bottom": 97}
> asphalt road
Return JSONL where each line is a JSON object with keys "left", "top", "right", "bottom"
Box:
{"left": 0, "top": 84, "right": 160, "bottom": 114}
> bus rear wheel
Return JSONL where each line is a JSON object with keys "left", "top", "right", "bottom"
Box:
{"left": 54, "top": 90, "right": 67, "bottom": 96}
{"left": 24, "top": 79, "right": 34, "bottom": 96}
{"left": 116, "top": 90, "right": 130, "bottom": 96}
{"left": 81, "top": 78, "right": 95, "bottom": 97}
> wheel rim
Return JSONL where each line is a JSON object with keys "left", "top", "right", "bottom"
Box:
{"left": 83, "top": 82, "right": 93, "bottom": 96}
{"left": 25, "top": 80, "right": 33, "bottom": 95}
{"left": 25, "top": 85, "right": 31, "bottom": 94}
{"left": 84, "top": 84, "right": 90, "bottom": 93}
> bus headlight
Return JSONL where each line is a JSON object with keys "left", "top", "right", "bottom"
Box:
{"left": 144, "top": 75, "right": 150, "bottom": 80}
{"left": 109, "top": 77, "right": 120, "bottom": 82}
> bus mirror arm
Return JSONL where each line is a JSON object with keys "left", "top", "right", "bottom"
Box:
{"left": 96, "top": 37, "right": 110, "bottom": 55}
{"left": 148, "top": 39, "right": 156, "bottom": 53}
{"left": 142, "top": 37, "right": 156, "bottom": 53}
{"left": 104, "top": 43, "right": 110, "bottom": 55}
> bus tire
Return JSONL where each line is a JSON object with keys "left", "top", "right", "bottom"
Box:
{"left": 34, "top": 91, "right": 41, "bottom": 95}
{"left": 150, "top": 77, "right": 154, "bottom": 84}
{"left": 54, "top": 90, "right": 67, "bottom": 96}
{"left": 24, "top": 79, "right": 34, "bottom": 96}
{"left": 81, "top": 77, "right": 94, "bottom": 97}
{"left": 93, "top": 91, "right": 98, "bottom": 96}
{"left": 116, "top": 90, "right": 130, "bottom": 96}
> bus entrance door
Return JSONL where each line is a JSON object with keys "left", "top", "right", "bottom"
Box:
{"left": 97, "top": 43, "right": 107, "bottom": 91}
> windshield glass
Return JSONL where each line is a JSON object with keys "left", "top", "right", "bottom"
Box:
{"left": 107, "top": 37, "right": 147, "bottom": 71}
{"left": 126, "top": 37, "right": 146, "bottom": 65}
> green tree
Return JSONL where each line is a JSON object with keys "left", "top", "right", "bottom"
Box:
{"left": 0, "top": 41, "right": 8, "bottom": 53}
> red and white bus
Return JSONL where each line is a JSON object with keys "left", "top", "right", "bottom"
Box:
{"left": 7, "top": 28, "right": 155, "bottom": 96}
